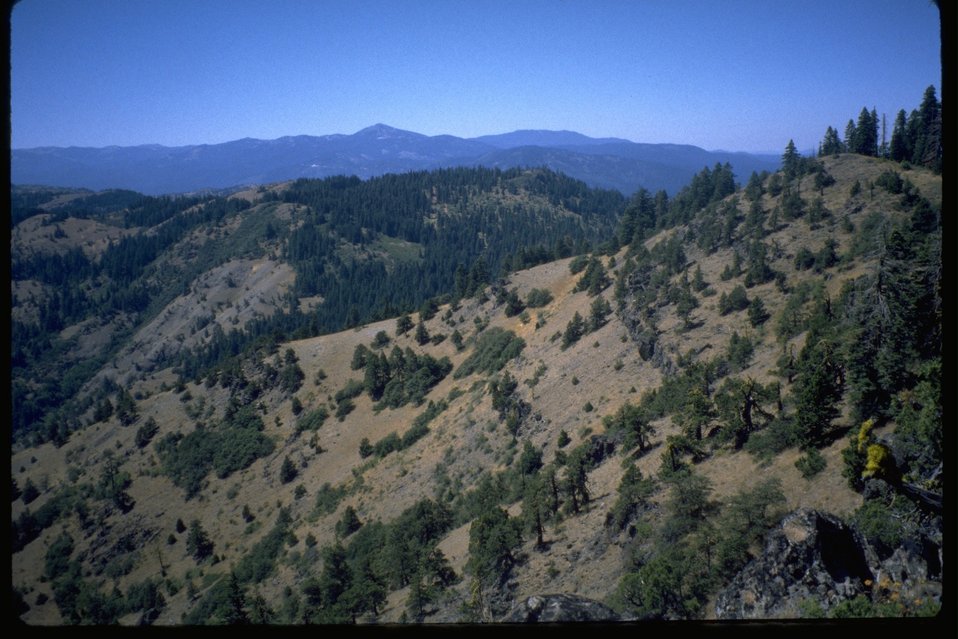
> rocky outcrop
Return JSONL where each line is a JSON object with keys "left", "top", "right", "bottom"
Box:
{"left": 715, "top": 508, "right": 942, "bottom": 619}
{"left": 501, "top": 594, "right": 619, "bottom": 623}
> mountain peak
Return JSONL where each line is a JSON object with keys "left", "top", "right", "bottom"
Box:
{"left": 355, "top": 123, "right": 418, "bottom": 139}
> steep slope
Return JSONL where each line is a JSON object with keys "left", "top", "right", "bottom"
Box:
{"left": 10, "top": 154, "right": 943, "bottom": 625}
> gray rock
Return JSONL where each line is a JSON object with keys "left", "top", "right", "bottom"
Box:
{"left": 715, "top": 509, "right": 876, "bottom": 619}
{"left": 715, "top": 507, "right": 942, "bottom": 619}
{"left": 501, "top": 594, "right": 619, "bottom": 623}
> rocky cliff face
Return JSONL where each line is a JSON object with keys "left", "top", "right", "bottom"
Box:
{"left": 715, "top": 507, "right": 942, "bottom": 619}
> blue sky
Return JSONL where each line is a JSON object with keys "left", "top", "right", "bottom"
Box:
{"left": 11, "top": 0, "right": 941, "bottom": 153}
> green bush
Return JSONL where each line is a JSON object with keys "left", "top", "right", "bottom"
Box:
{"left": 373, "top": 432, "right": 402, "bottom": 458}
{"left": 135, "top": 417, "right": 160, "bottom": 449}
{"left": 743, "top": 417, "right": 797, "bottom": 462}
{"left": 454, "top": 328, "right": 525, "bottom": 379}
{"left": 280, "top": 456, "right": 298, "bottom": 484}
{"left": 233, "top": 508, "right": 293, "bottom": 584}
{"left": 726, "top": 331, "right": 754, "bottom": 372}
{"left": 314, "top": 483, "right": 347, "bottom": 515}
{"left": 334, "top": 379, "right": 365, "bottom": 404}
{"left": 335, "top": 398, "right": 356, "bottom": 421}
{"left": 718, "top": 285, "right": 749, "bottom": 315}
{"left": 795, "top": 449, "right": 827, "bottom": 478}
{"left": 44, "top": 532, "right": 75, "bottom": 581}
{"left": 212, "top": 428, "right": 275, "bottom": 479}
{"left": 296, "top": 406, "right": 329, "bottom": 433}
{"left": 156, "top": 407, "right": 275, "bottom": 498}
{"left": 525, "top": 288, "right": 554, "bottom": 308}
{"left": 569, "top": 254, "right": 589, "bottom": 274}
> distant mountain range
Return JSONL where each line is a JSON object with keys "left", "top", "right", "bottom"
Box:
{"left": 11, "top": 123, "right": 780, "bottom": 196}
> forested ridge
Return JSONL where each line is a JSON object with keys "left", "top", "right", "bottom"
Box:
{"left": 10, "top": 86, "right": 944, "bottom": 626}
{"left": 12, "top": 166, "right": 624, "bottom": 444}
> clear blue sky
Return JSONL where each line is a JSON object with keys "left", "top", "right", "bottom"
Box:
{"left": 10, "top": 0, "right": 941, "bottom": 153}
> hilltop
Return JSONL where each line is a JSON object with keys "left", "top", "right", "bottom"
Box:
{"left": 10, "top": 153, "right": 943, "bottom": 625}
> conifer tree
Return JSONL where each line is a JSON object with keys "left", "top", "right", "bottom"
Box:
{"left": 819, "top": 126, "right": 843, "bottom": 156}
{"left": 223, "top": 572, "right": 251, "bottom": 625}
{"left": 186, "top": 520, "right": 214, "bottom": 561}
{"left": 844, "top": 119, "right": 857, "bottom": 154}
{"left": 280, "top": 456, "right": 298, "bottom": 484}
{"left": 889, "top": 109, "right": 910, "bottom": 162}
{"left": 561, "top": 312, "right": 585, "bottom": 349}
{"left": 396, "top": 314, "right": 414, "bottom": 336}
{"left": 588, "top": 295, "right": 612, "bottom": 332}
{"left": 782, "top": 140, "right": 801, "bottom": 180}
{"left": 793, "top": 339, "right": 843, "bottom": 449}
{"left": 415, "top": 319, "right": 430, "bottom": 346}
{"left": 912, "top": 85, "right": 942, "bottom": 171}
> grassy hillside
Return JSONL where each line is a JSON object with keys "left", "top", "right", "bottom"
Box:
{"left": 10, "top": 154, "right": 942, "bottom": 625}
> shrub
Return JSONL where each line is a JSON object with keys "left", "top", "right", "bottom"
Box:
{"left": 335, "top": 398, "right": 355, "bottom": 421}
{"left": 372, "top": 330, "right": 391, "bottom": 349}
{"left": 747, "top": 297, "right": 770, "bottom": 327}
{"left": 186, "top": 520, "right": 214, "bottom": 561}
{"left": 373, "top": 432, "right": 402, "bottom": 458}
{"left": 334, "top": 379, "right": 364, "bottom": 404}
{"left": 718, "top": 285, "right": 749, "bottom": 315}
{"left": 875, "top": 170, "right": 903, "bottom": 194}
{"left": 212, "top": 428, "right": 275, "bottom": 479}
{"left": 21, "top": 478, "right": 40, "bottom": 504}
{"left": 44, "top": 532, "right": 75, "bottom": 580}
{"left": 135, "top": 417, "right": 160, "bottom": 449}
{"left": 296, "top": 406, "right": 329, "bottom": 433}
{"left": 795, "top": 448, "right": 827, "bottom": 478}
{"left": 743, "top": 417, "right": 797, "bottom": 462}
{"left": 569, "top": 254, "right": 589, "bottom": 274}
{"left": 358, "top": 438, "right": 374, "bottom": 459}
{"left": 525, "top": 288, "right": 553, "bottom": 308}
{"left": 280, "top": 456, "right": 298, "bottom": 484}
{"left": 314, "top": 483, "right": 346, "bottom": 515}
{"left": 726, "top": 331, "right": 754, "bottom": 372}
{"left": 454, "top": 328, "right": 525, "bottom": 379}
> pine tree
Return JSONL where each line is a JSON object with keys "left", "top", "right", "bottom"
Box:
{"left": 852, "top": 107, "right": 878, "bottom": 156}
{"left": 561, "top": 312, "right": 585, "bottom": 349}
{"left": 521, "top": 473, "right": 549, "bottom": 548}
{"left": 280, "top": 456, "right": 298, "bottom": 484}
{"left": 223, "top": 572, "right": 251, "bottom": 624}
{"left": 115, "top": 389, "right": 138, "bottom": 426}
{"left": 844, "top": 119, "right": 857, "bottom": 154}
{"left": 819, "top": 126, "right": 843, "bottom": 156}
{"left": 396, "top": 314, "right": 414, "bottom": 336}
{"left": 912, "top": 85, "right": 942, "bottom": 171}
{"left": 609, "top": 464, "right": 654, "bottom": 530}
{"left": 466, "top": 506, "right": 522, "bottom": 586}
{"left": 889, "top": 109, "right": 910, "bottom": 162}
{"left": 415, "top": 319, "right": 430, "bottom": 346}
{"left": 588, "top": 295, "right": 612, "bottom": 332}
{"left": 186, "top": 520, "right": 214, "bottom": 561}
{"left": 782, "top": 139, "right": 801, "bottom": 180}
{"left": 793, "top": 339, "right": 843, "bottom": 449}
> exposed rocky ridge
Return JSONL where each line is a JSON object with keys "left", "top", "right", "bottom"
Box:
{"left": 714, "top": 506, "right": 942, "bottom": 619}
